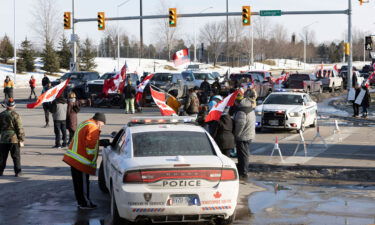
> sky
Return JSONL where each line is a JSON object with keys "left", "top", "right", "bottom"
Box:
{"left": 1, "top": 0, "right": 375, "bottom": 48}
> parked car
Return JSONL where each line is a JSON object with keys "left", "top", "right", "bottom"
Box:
{"left": 255, "top": 91, "right": 318, "bottom": 132}
{"left": 339, "top": 65, "right": 357, "bottom": 73}
{"left": 339, "top": 71, "right": 364, "bottom": 89}
{"left": 99, "top": 116, "right": 239, "bottom": 224}
{"left": 87, "top": 72, "right": 139, "bottom": 96}
{"left": 229, "top": 73, "right": 273, "bottom": 99}
{"left": 51, "top": 71, "right": 100, "bottom": 99}
{"left": 315, "top": 69, "right": 343, "bottom": 92}
{"left": 182, "top": 71, "right": 216, "bottom": 87}
{"left": 285, "top": 73, "right": 322, "bottom": 93}
{"left": 143, "top": 73, "right": 188, "bottom": 104}
{"left": 361, "top": 64, "right": 374, "bottom": 74}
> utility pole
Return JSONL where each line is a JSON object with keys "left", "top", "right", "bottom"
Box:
{"left": 347, "top": 0, "right": 353, "bottom": 90}
{"left": 226, "top": 0, "right": 229, "bottom": 66}
{"left": 13, "top": 0, "right": 16, "bottom": 83}
{"left": 139, "top": 0, "right": 143, "bottom": 66}
{"left": 72, "top": 0, "right": 77, "bottom": 72}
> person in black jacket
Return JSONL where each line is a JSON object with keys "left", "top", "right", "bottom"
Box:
{"left": 211, "top": 112, "right": 235, "bottom": 157}
{"left": 361, "top": 84, "right": 371, "bottom": 118}
{"left": 200, "top": 78, "right": 211, "bottom": 104}
{"left": 41, "top": 74, "right": 50, "bottom": 93}
{"left": 353, "top": 84, "right": 361, "bottom": 117}
{"left": 123, "top": 80, "right": 136, "bottom": 114}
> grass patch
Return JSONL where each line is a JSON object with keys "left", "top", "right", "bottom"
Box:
{"left": 164, "top": 65, "right": 178, "bottom": 71}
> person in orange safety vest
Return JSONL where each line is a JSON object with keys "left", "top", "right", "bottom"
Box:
{"left": 63, "top": 112, "right": 106, "bottom": 210}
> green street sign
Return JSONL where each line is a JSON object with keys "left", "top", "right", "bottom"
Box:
{"left": 260, "top": 10, "right": 282, "bottom": 16}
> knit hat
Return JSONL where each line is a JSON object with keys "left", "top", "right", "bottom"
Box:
{"left": 93, "top": 112, "right": 106, "bottom": 124}
{"left": 6, "top": 98, "right": 15, "bottom": 107}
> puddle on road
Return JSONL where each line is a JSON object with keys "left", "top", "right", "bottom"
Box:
{"left": 248, "top": 178, "right": 375, "bottom": 225}
{"left": 318, "top": 97, "right": 350, "bottom": 117}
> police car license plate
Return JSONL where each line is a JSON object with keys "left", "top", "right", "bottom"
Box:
{"left": 269, "top": 120, "right": 279, "bottom": 126}
{"left": 170, "top": 194, "right": 199, "bottom": 206}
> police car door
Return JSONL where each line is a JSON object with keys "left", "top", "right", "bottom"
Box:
{"left": 107, "top": 128, "right": 126, "bottom": 187}
{"left": 303, "top": 94, "right": 316, "bottom": 125}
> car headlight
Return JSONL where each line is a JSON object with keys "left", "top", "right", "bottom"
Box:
{"left": 255, "top": 111, "right": 262, "bottom": 116}
{"left": 288, "top": 112, "right": 301, "bottom": 117}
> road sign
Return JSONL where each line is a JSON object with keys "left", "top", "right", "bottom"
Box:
{"left": 260, "top": 10, "right": 282, "bottom": 16}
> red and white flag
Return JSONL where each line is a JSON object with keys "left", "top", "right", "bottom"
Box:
{"left": 172, "top": 48, "right": 190, "bottom": 66}
{"left": 150, "top": 87, "right": 176, "bottom": 116}
{"left": 205, "top": 90, "right": 240, "bottom": 122}
{"left": 333, "top": 64, "right": 339, "bottom": 73}
{"left": 135, "top": 73, "right": 154, "bottom": 103}
{"left": 103, "top": 63, "right": 127, "bottom": 95}
{"left": 27, "top": 78, "right": 70, "bottom": 109}
{"left": 365, "top": 72, "right": 375, "bottom": 88}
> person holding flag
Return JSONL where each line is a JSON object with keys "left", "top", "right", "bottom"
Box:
{"left": 135, "top": 73, "right": 154, "bottom": 112}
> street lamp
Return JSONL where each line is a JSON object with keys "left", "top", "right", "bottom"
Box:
{"left": 194, "top": 6, "right": 213, "bottom": 62}
{"left": 117, "top": 0, "right": 131, "bottom": 70}
{"left": 300, "top": 21, "right": 318, "bottom": 70}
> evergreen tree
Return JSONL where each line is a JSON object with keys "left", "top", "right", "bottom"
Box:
{"left": 17, "top": 37, "right": 35, "bottom": 72}
{"left": 80, "top": 38, "right": 97, "bottom": 71}
{"left": 42, "top": 41, "right": 60, "bottom": 73}
{"left": 58, "top": 34, "right": 71, "bottom": 70}
{"left": 0, "top": 35, "right": 14, "bottom": 63}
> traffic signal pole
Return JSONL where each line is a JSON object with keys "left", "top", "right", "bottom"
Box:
{"left": 348, "top": 0, "right": 353, "bottom": 91}
{"left": 72, "top": 0, "right": 77, "bottom": 72}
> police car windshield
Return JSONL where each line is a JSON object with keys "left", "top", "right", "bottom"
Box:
{"left": 132, "top": 131, "right": 215, "bottom": 157}
{"left": 264, "top": 94, "right": 303, "bottom": 105}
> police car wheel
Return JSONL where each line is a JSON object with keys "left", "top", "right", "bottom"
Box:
{"left": 214, "top": 214, "right": 235, "bottom": 225}
{"left": 98, "top": 162, "right": 109, "bottom": 194}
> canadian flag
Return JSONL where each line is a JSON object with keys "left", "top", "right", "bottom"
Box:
{"left": 172, "top": 48, "right": 190, "bottom": 66}
{"left": 135, "top": 73, "right": 154, "bottom": 103}
{"left": 150, "top": 87, "right": 176, "bottom": 116}
{"left": 205, "top": 90, "right": 240, "bottom": 122}
{"left": 102, "top": 63, "right": 127, "bottom": 95}
{"left": 27, "top": 78, "right": 70, "bottom": 109}
{"left": 365, "top": 72, "right": 375, "bottom": 88}
{"left": 333, "top": 64, "right": 339, "bottom": 73}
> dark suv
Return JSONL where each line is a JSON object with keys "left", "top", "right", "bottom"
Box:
{"left": 52, "top": 71, "right": 100, "bottom": 99}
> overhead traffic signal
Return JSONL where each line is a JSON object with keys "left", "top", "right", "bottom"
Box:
{"left": 169, "top": 8, "right": 177, "bottom": 27}
{"left": 365, "top": 36, "right": 373, "bottom": 51}
{"left": 242, "top": 6, "right": 251, "bottom": 26}
{"left": 98, "top": 12, "right": 105, "bottom": 30}
{"left": 64, "top": 12, "right": 71, "bottom": 29}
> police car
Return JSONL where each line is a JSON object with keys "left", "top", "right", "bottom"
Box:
{"left": 255, "top": 91, "right": 318, "bottom": 132}
{"left": 99, "top": 117, "right": 239, "bottom": 224}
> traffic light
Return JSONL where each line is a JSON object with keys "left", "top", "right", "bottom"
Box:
{"left": 365, "top": 36, "right": 373, "bottom": 51}
{"left": 98, "top": 12, "right": 105, "bottom": 30}
{"left": 169, "top": 8, "right": 177, "bottom": 27}
{"left": 344, "top": 42, "right": 350, "bottom": 55}
{"left": 242, "top": 6, "right": 251, "bottom": 26}
{"left": 64, "top": 12, "right": 71, "bottom": 29}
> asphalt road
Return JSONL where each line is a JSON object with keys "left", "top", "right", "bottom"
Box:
{"left": 0, "top": 87, "right": 375, "bottom": 225}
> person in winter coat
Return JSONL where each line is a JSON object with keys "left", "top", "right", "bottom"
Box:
{"left": 184, "top": 87, "right": 200, "bottom": 116}
{"left": 29, "top": 76, "right": 37, "bottom": 99}
{"left": 199, "top": 78, "right": 211, "bottom": 104}
{"left": 66, "top": 92, "right": 81, "bottom": 143}
{"left": 233, "top": 92, "right": 256, "bottom": 179}
{"left": 3, "top": 76, "right": 14, "bottom": 103}
{"left": 42, "top": 74, "right": 50, "bottom": 93}
{"left": 208, "top": 95, "right": 223, "bottom": 111}
{"left": 361, "top": 84, "right": 371, "bottom": 118}
{"left": 212, "top": 111, "right": 235, "bottom": 157}
{"left": 42, "top": 83, "right": 51, "bottom": 128}
{"left": 353, "top": 84, "right": 361, "bottom": 117}
{"left": 123, "top": 80, "right": 136, "bottom": 114}
{"left": 50, "top": 96, "right": 68, "bottom": 148}
{"left": 211, "top": 78, "right": 221, "bottom": 95}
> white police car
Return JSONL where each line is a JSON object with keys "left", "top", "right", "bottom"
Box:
{"left": 255, "top": 91, "right": 318, "bottom": 132}
{"left": 99, "top": 117, "right": 239, "bottom": 224}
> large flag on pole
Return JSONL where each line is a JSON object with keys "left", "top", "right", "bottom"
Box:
{"left": 205, "top": 90, "right": 240, "bottom": 122}
{"left": 135, "top": 73, "right": 154, "bottom": 103}
{"left": 172, "top": 48, "right": 190, "bottom": 66}
{"left": 27, "top": 78, "right": 70, "bottom": 109}
{"left": 103, "top": 63, "right": 127, "bottom": 95}
{"left": 150, "top": 87, "right": 177, "bottom": 116}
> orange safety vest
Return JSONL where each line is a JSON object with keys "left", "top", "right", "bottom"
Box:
{"left": 4, "top": 80, "right": 14, "bottom": 89}
{"left": 63, "top": 119, "right": 100, "bottom": 175}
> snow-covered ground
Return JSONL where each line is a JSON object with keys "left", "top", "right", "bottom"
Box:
{"left": 0, "top": 57, "right": 371, "bottom": 88}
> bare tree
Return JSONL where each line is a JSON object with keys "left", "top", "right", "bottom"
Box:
{"left": 31, "top": 0, "right": 61, "bottom": 46}
{"left": 253, "top": 17, "right": 271, "bottom": 61}
{"left": 199, "top": 22, "right": 225, "bottom": 66}
{"left": 227, "top": 18, "right": 244, "bottom": 66}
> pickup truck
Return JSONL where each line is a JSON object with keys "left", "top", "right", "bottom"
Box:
{"left": 229, "top": 73, "right": 273, "bottom": 99}
{"left": 316, "top": 69, "right": 343, "bottom": 92}
{"left": 285, "top": 73, "right": 322, "bottom": 93}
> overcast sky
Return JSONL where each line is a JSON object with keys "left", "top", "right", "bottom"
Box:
{"left": 1, "top": 0, "right": 375, "bottom": 47}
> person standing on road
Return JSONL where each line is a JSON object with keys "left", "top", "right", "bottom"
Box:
{"left": 3, "top": 76, "right": 14, "bottom": 103}
{"left": 66, "top": 92, "right": 81, "bottom": 144}
{"left": 200, "top": 78, "right": 211, "bottom": 104}
{"left": 212, "top": 109, "right": 235, "bottom": 157}
{"left": 0, "top": 99, "right": 25, "bottom": 177}
{"left": 63, "top": 113, "right": 106, "bottom": 209}
{"left": 211, "top": 77, "right": 221, "bottom": 95}
{"left": 42, "top": 83, "right": 51, "bottom": 128}
{"left": 184, "top": 87, "right": 200, "bottom": 116}
{"left": 29, "top": 75, "right": 37, "bottom": 99}
{"left": 123, "top": 80, "right": 136, "bottom": 114}
{"left": 361, "top": 84, "right": 371, "bottom": 118}
{"left": 352, "top": 84, "right": 361, "bottom": 118}
{"left": 41, "top": 74, "right": 50, "bottom": 93}
{"left": 50, "top": 96, "right": 68, "bottom": 148}
{"left": 233, "top": 90, "right": 256, "bottom": 179}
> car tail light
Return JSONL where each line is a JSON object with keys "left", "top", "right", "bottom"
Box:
{"left": 123, "top": 168, "right": 237, "bottom": 183}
